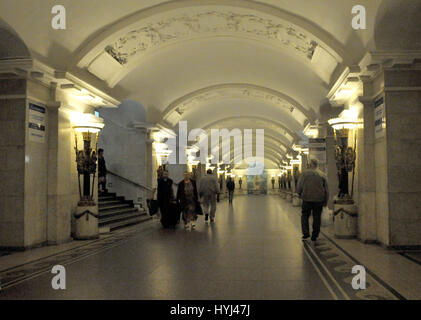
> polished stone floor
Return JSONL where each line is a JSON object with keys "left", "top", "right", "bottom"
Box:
{"left": 0, "top": 195, "right": 415, "bottom": 300}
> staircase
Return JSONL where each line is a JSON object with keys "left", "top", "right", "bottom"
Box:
{"left": 98, "top": 192, "right": 152, "bottom": 231}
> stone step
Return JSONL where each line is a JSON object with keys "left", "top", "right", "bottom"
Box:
{"left": 98, "top": 195, "right": 117, "bottom": 201}
{"left": 99, "top": 203, "right": 133, "bottom": 212}
{"left": 99, "top": 207, "right": 138, "bottom": 218}
{"left": 98, "top": 197, "right": 125, "bottom": 205}
{"left": 99, "top": 211, "right": 143, "bottom": 225}
{"left": 98, "top": 200, "right": 123, "bottom": 207}
{"left": 99, "top": 226, "right": 110, "bottom": 234}
{"left": 98, "top": 192, "right": 116, "bottom": 199}
{"left": 106, "top": 215, "right": 152, "bottom": 231}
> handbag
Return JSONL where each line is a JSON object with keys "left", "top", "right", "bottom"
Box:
{"left": 195, "top": 200, "right": 203, "bottom": 215}
{"left": 321, "top": 207, "right": 333, "bottom": 227}
{"left": 147, "top": 199, "right": 159, "bottom": 216}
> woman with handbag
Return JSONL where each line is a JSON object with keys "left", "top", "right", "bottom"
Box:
{"left": 176, "top": 171, "right": 201, "bottom": 230}
{"left": 157, "top": 170, "right": 177, "bottom": 228}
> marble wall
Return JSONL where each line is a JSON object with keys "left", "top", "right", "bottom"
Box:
{"left": 98, "top": 112, "right": 149, "bottom": 205}
{"left": 0, "top": 77, "right": 95, "bottom": 249}
{"left": 0, "top": 79, "right": 27, "bottom": 248}
{"left": 384, "top": 69, "right": 421, "bottom": 246}
{"left": 47, "top": 106, "right": 80, "bottom": 244}
{"left": 355, "top": 98, "right": 377, "bottom": 242}
{"left": 24, "top": 98, "right": 49, "bottom": 247}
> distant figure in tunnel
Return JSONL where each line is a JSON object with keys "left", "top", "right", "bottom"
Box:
{"left": 297, "top": 159, "right": 329, "bottom": 242}
{"left": 226, "top": 176, "right": 235, "bottom": 204}
{"left": 157, "top": 170, "right": 177, "bottom": 228}
{"left": 199, "top": 169, "right": 220, "bottom": 222}
{"left": 177, "top": 172, "right": 199, "bottom": 230}
{"left": 98, "top": 148, "right": 107, "bottom": 194}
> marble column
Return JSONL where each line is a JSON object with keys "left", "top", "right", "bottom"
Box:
{"left": 356, "top": 77, "right": 378, "bottom": 243}
{"left": 301, "top": 153, "right": 309, "bottom": 172}
{"left": 0, "top": 79, "right": 27, "bottom": 249}
{"left": 318, "top": 104, "right": 342, "bottom": 210}
{"left": 47, "top": 101, "right": 75, "bottom": 245}
{"left": 146, "top": 132, "right": 154, "bottom": 191}
{"left": 382, "top": 67, "right": 421, "bottom": 247}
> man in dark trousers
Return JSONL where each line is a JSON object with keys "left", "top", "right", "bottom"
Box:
{"left": 98, "top": 148, "right": 107, "bottom": 194}
{"left": 226, "top": 176, "right": 235, "bottom": 204}
{"left": 157, "top": 170, "right": 177, "bottom": 228}
{"left": 296, "top": 159, "right": 329, "bottom": 243}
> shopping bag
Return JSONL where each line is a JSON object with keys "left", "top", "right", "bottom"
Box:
{"left": 321, "top": 207, "right": 333, "bottom": 227}
{"left": 147, "top": 199, "right": 159, "bottom": 216}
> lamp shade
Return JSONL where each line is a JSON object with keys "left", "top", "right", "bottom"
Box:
{"left": 328, "top": 108, "right": 360, "bottom": 130}
{"left": 71, "top": 113, "right": 104, "bottom": 133}
{"left": 328, "top": 118, "right": 359, "bottom": 130}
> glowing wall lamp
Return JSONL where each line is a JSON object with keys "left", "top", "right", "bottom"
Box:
{"left": 328, "top": 108, "right": 360, "bottom": 238}
{"left": 71, "top": 113, "right": 104, "bottom": 240}
{"left": 327, "top": 109, "right": 360, "bottom": 201}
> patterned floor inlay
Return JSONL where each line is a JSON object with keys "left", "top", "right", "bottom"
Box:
{"left": 0, "top": 224, "right": 154, "bottom": 290}
{"left": 303, "top": 235, "right": 405, "bottom": 300}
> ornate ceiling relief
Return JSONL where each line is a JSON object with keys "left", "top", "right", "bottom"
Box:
{"left": 204, "top": 118, "right": 296, "bottom": 143}
{"left": 105, "top": 10, "right": 318, "bottom": 66}
{"left": 174, "top": 87, "right": 295, "bottom": 116}
{"left": 163, "top": 85, "right": 312, "bottom": 129}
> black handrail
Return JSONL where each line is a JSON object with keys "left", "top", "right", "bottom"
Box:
{"left": 107, "top": 170, "right": 153, "bottom": 192}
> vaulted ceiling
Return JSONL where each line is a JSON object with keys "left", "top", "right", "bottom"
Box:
{"left": 1, "top": 0, "right": 420, "bottom": 168}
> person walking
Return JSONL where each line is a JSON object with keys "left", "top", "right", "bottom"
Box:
{"left": 98, "top": 148, "right": 107, "bottom": 194}
{"left": 296, "top": 159, "right": 329, "bottom": 242}
{"left": 199, "top": 169, "right": 220, "bottom": 222}
{"left": 226, "top": 176, "right": 235, "bottom": 204}
{"left": 157, "top": 170, "right": 178, "bottom": 228}
{"left": 177, "top": 171, "right": 199, "bottom": 230}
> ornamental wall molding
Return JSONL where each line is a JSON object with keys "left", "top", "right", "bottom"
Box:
{"left": 211, "top": 135, "right": 288, "bottom": 157}
{"left": 0, "top": 58, "right": 120, "bottom": 108}
{"left": 104, "top": 10, "right": 317, "bottom": 66}
{"left": 75, "top": 0, "right": 345, "bottom": 87}
{"left": 201, "top": 116, "right": 299, "bottom": 143}
{"left": 328, "top": 50, "right": 421, "bottom": 105}
{"left": 162, "top": 83, "right": 315, "bottom": 127}
{"left": 208, "top": 129, "right": 293, "bottom": 156}
{"left": 218, "top": 141, "right": 285, "bottom": 159}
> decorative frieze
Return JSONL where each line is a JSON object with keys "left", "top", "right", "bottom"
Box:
{"left": 105, "top": 10, "right": 319, "bottom": 66}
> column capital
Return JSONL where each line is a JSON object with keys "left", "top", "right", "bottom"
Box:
{"left": 45, "top": 101, "right": 62, "bottom": 109}
{"left": 359, "top": 50, "right": 421, "bottom": 76}
{"left": 318, "top": 101, "right": 343, "bottom": 123}
{"left": 358, "top": 96, "right": 375, "bottom": 105}
{"left": 0, "top": 58, "right": 33, "bottom": 78}
{"left": 128, "top": 121, "right": 156, "bottom": 132}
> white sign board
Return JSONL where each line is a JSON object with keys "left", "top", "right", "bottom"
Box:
{"left": 28, "top": 103, "right": 46, "bottom": 143}
{"left": 374, "top": 97, "right": 385, "bottom": 139}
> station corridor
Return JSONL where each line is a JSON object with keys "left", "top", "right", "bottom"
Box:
{"left": 0, "top": 195, "right": 418, "bottom": 300}
{"left": 1, "top": 0, "right": 421, "bottom": 306}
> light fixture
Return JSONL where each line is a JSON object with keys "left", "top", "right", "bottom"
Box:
{"left": 293, "top": 144, "right": 309, "bottom": 155}
{"left": 71, "top": 112, "right": 105, "bottom": 240}
{"left": 328, "top": 108, "right": 360, "bottom": 131}
{"left": 328, "top": 108, "right": 358, "bottom": 203}
{"left": 71, "top": 112, "right": 104, "bottom": 133}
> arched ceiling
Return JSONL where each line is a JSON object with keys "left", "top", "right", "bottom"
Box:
{"left": 161, "top": 83, "right": 316, "bottom": 127}
{"left": 1, "top": 0, "right": 406, "bottom": 167}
